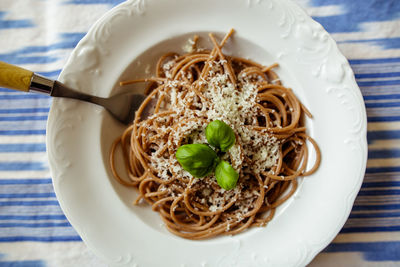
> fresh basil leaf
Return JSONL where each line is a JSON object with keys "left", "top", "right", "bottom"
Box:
{"left": 215, "top": 160, "right": 239, "bottom": 190}
{"left": 176, "top": 144, "right": 219, "bottom": 178}
{"left": 205, "top": 120, "right": 235, "bottom": 152}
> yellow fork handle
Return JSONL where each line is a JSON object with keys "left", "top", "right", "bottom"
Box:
{"left": 0, "top": 61, "right": 33, "bottom": 92}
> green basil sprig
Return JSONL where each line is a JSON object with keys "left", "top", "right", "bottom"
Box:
{"left": 215, "top": 160, "right": 239, "bottom": 191}
{"left": 176, "top": 144, "right": 219, "bottom": 178}
{"left": 175, "top": 121, "right": 239, "bottom": 190}
{"left": 205, "top": 120, "right": 235, "bottom": 152}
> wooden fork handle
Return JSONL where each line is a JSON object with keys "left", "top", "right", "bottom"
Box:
{"left": 0, "top": 61, "right": 33, "bottom": 92}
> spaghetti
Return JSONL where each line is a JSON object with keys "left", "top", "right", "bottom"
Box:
{"left": 110, "top": 29, "right": 321, "bottom": 239}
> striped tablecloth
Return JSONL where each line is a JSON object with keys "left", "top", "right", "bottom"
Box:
{"left": 0, "top": 0, "right": 399, "bottom": 266}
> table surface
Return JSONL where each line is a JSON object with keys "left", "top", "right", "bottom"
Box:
{"left": 0, "top": 0, "right": 399, "bottom": 266}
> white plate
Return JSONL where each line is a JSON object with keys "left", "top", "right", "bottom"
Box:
{"left": 46, "top": 0, "right": 368, "bottom": 266}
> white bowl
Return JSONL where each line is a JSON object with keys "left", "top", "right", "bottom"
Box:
{"left": 47, "top": 0, "right": 368, "bottom": 266}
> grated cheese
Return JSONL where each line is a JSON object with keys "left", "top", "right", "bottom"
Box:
{"left": 182, "top": 37, "right": 195, "bottom": 53}
{"left": 147, "top": 54, "right": 281, "bottom": 218}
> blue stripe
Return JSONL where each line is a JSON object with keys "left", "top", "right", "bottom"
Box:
{"left": 0, "top": 236, "right": 81, "bottom": 242}
{"left": 349, "top": 57, "right": 400, "bottom": 64}
{"left": 0, "top": 95, "right": 49, "bottom": 100}
{"left": 0, "top": 33, "right": 84, "bottom": 64}
{"left": 0, "top": 184, "right": 54, "bottom": 196}
{"left": 365, "top": 102, "right": 400, "bottom": 108}
{"left": 0, "top": 179, "right": 52, "bottom": 185}
{"left": 0, "top": 215, "right": 66, "bottom": 220}
{"left": 353, "top": 204, "right": 400, "bottom": 211}
{"left": 0, "top": 193, "right": 56, "bottom": 198}
{"left": 368, "top": 149, "right": 400, "bottom": 159}
{"left": 358, "top": 80, "right": 400, "bottom": 87}
{"left": 358, "top": 190, "right": 400, "bottom": 196}
{"left": 368, "top": 116, "right": 400, "bottom": 122}
{"left": 0, "top": 162, "right": 46, "bottom": 171}
{"left": 362, "top": 181, "right": 400, "bottom": 188}
{"left": 341, "top": 226, "right": 400, "bottom": 233}
{"left": 368, "top": 131, "right": 400, "bottom": 143}
{"left": 0, "top": 130, "right": 46, "bottom": 135}
{"left": 0, "top": 116, "right": 48, "bottom": 121}
{"left": 37, "top": 69, "right": 61, "bottom": 78}
{"left": 0, "top": 123, "right": 48, "bottom": 133}
{"left": 325, "top": 241, "right": 400, "bottom": 261}
{"left": 0, "top": 56, "right": 59, "bottom": 65}
{"left": 366, "top": 166, "right": 400, "bottom": 174}
{"left": 0, "top": 11, "right": 34, "bottom": 30}
{"left": 310, "top": 0, "right": 400, "bottom": 34}
{"left": 0, "top": 222, "right": 70, "bottom": 228}
{"left": 355, "top": 72, "right": 400, "bottom": 79}
{"left": 0, "top": 143, "right": 46, "bottom": 152}
{"left": 0, "top": 201, "right": 59, "bottom": 206}
{"left": 0, "top": 205, "right": 64, "bottom": 214}
{"left": 0, "top": 108, "right": 50, "bottom": 114}
{"left": 0, "top": 99, "right": 51, "bottom": 110}
{"left": 5, "top": 33, "right": 85, "bottom": 55}
{"left": 364, "top": 94, "right": 400, "bottom": 100}
{"left": 0, "top": 260, "right": 45, "bottom": 267}
{"left": 0, "top": 88, "right": 20, "bottom": 93}
{"left": 349, "top": 212, "right": 400, "bottom": 219}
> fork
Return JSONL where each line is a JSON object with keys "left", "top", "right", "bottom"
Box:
{"left": 0, "top": 61, "right": 146, "bottom": 125}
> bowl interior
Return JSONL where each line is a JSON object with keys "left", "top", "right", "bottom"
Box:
{"left": 99, "top": 31, "right": 312, "bottom": 236}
